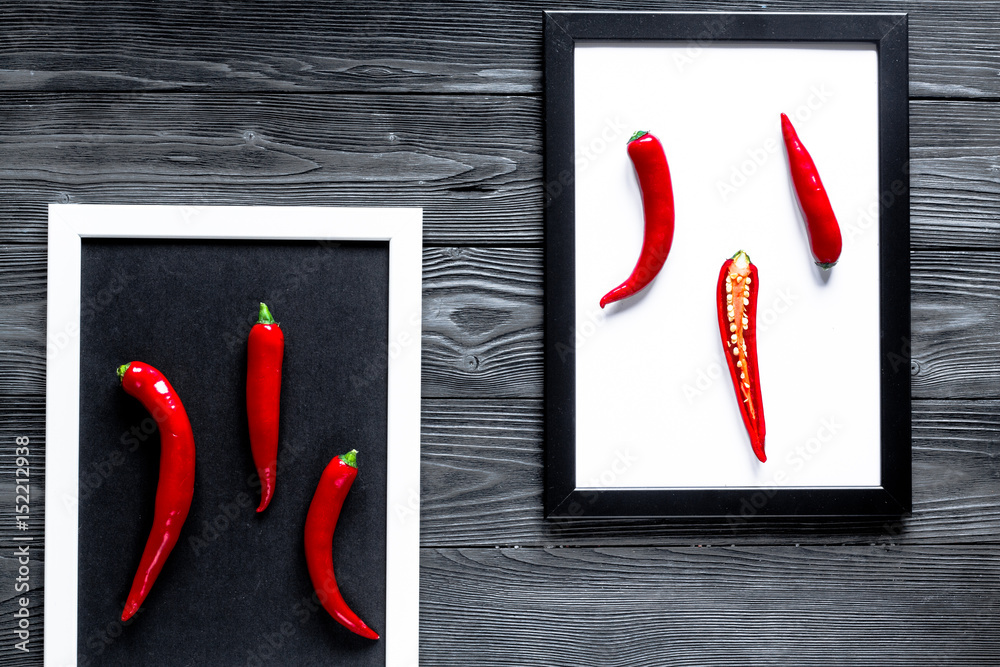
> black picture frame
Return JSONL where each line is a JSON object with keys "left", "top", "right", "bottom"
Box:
{"left": 544, "top": 12, "right": 910, "bottom": 518}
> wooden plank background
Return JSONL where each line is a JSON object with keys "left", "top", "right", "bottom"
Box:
{"left": 1, "top": 1, "right": 998, "bottom": 664}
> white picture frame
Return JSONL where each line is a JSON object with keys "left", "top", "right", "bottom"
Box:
{"left": 45, "top": 205, "right": 421, "bottom": 666}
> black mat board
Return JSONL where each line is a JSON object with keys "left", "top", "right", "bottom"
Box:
{"left": 77, "top": 238, "right": 388, "bottom": 666}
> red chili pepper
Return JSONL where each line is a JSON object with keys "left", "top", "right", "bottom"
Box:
{"left": 247, "top": 302, "right": 284, "bottom": 512}
{"left": 117, "top": 361, "right": 196, "bottom": 621}
{"left": 780, "top": 113, "right": 843, "bottom": 268}
{"left": 304, "top": 449, "right": 379, "bottom": 640}
{"left": 716, "top": 251, "right": 766, "bottom": 462}
{"left": 600, "top": 130, "right": 675, "bottom": 308}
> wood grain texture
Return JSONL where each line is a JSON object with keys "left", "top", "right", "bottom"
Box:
{"left": 420, "top": 545, "right": 1000, "bottom": 666}
{"left": 423, "top": 247, "right": 542, "bottom": 397}
{"left": 421, "top": 398, "right": 1000, "bottom": 546}
{"left": 0, "top": 400, "right": 44, "bottom": 551}
{"left": 0, "top": 94, "right": 542, "bottom": 246}
{"left": 0, "top": 1, "right": 542, "bottom": 94}
{"left": 0, "top": 553, "right": 42, "bottom": 666}
{"left": 911, "top": 101, "right": 1000, "bottom": 249}
{"left": 0, "top": 244, "right": 46, "bottom": 402}
{"left": 912, "top": 251, "right": 1000, "bottom": 398}
{"left": 1, "top": 1, "right": 999, "bottom": 98}
{"left": 0, "top": 399, "right": 44, "bottom": 666}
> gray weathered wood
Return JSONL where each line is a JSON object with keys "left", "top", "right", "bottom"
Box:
{"left": 0, "top": 95, "right": 542, "bottom": 246}
{"left": 420, "top": 545, "right": 1000, "bottom": 666}
{"left": 0, "top": 398, "right": 44, "bottom": 666}
{"left": 1, "top": 1, "right": 999, "bottom": 98}
{"left": 911, "top": 101, "right": 1000, "bottom": 249}
{"left": 912, "top": 251, "right": 1000, "bottom": 398}
{"left": 420, "top": 398, "right": 1000, "bottom": 546}
{"left": 423, "top": 247, "right": 542, "bottom": 397}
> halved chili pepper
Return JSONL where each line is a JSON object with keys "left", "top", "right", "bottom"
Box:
{"left": 304, "top": 449, "right": 379, "bottom": 640}
{"left": 247, "top": 302, "right": 284, "bottom": 512}
{"left": 781, "top": 113, "right": 843, "bottom": 268}
{"left": 716, "top": 251, "right": 766, "bottom": 462}
{"left": 600, "top": 130, "right": 675, "bottom": 308}
{"left": 117, "top": 361, "right": 196, "bottom": 621}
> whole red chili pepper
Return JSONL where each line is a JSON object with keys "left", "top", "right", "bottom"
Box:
{"left": 304, "top": 449, "right": 379, "bottom": 640}
{"left": 247, "top": 302, "right": 284, "bottom": 513}
{"left": 716, "top": 251, "right": 766, "bottom": 462}
{"left": 780, "top": 113, "right": 842, "bottom": 268}
{"left": 600, "top": 130, "right": 675, "bottom": 308}
{"left": 117, "top": 361, "right": 196, "bottom": 621}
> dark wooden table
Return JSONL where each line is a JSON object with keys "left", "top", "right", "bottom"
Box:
{"left": 1, "top": 2, "right": 998, "bottom": 665}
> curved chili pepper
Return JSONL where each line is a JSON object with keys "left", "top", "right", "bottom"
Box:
{"left": 600, "top": 130, "right": 675, "bottom": 308}
{"left": 117, "top": 361, "right": 196, "bottom": 621}
{"left": 781, "top": 113, "right": 842, "bottom": 268}
{"left": 304, "top": 449, "right": 379, "bottom": 640}
{"left": 247, "top": 302, "right": 284, "bottom": 512}
{"left": 717, "top": 251, "right": 766, "bottom": 462}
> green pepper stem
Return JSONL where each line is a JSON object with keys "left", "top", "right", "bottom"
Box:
{"left": 257, "top": 302, "right": 275, "bottom": 324}
{"left": 338, "top": 449, "right": 358, "bottom": 468}
{"left": 116, "top": 363, "right": 130, "bottom": 383}
{"left": 628, "top": 130, "right": 648, "bottom": 143}
{"left": 729, "top": 250, "right": 750, "bottom": 264}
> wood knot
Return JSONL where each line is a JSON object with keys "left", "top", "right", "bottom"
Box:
{"left": 450, "top": 307, "right": 509, "bottom": 335}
